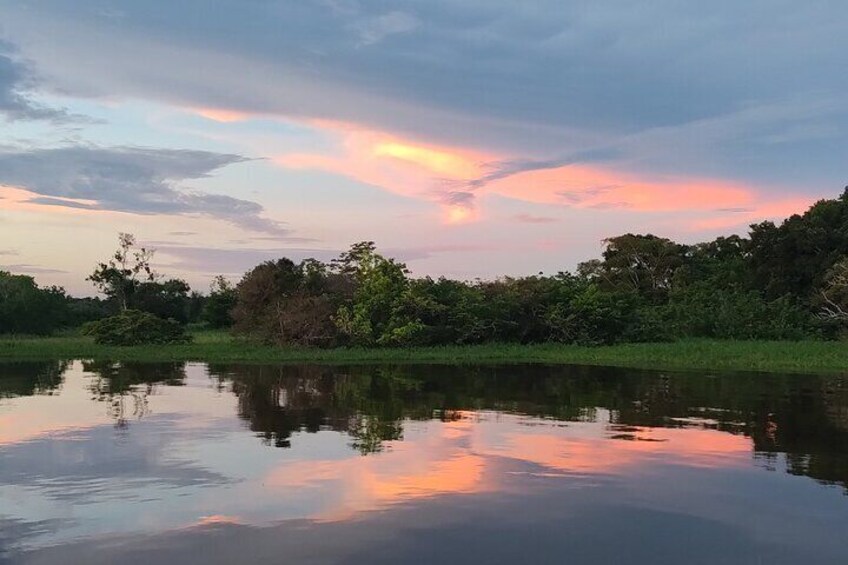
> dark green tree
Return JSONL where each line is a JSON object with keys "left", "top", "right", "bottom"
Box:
{"left": 749, "top": 189, "right": 848, "bottom": 301}
{"left": 202, "top": 275, "right": 237, "bottom": 328}
{"left": 0, "top": 271, "right": 70, "bottom": 335}
{"left": 87, "top": 233, "right": 155, "bottom": 311}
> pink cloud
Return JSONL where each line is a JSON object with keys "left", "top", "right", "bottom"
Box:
{"left": 688, "top": 197, "right": 817, "bottom": 232}
{"left": 267, "top": 118, "right": 815, "bottom": 232}
{"left": 0, "top": 185, "right": 102, "bottom": 215}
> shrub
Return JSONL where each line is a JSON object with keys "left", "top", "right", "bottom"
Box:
{"left": 82, "top": 310, "right": 192, "bottom": 346}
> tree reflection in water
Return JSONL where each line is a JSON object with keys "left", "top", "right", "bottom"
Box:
{"left": 2, "top": 361, "right": 846, "bottom": 490}
{"left": 81, "top": 361, "right": 187, "bottom": 428}
{"left": 0, "top": 361, "right": 68, "bottom": 398}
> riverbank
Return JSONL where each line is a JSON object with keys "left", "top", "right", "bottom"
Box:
{"left": 1, "top": 331, "right": 846, "bottom": 373}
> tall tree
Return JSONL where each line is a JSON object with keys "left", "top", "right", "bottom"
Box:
{"left": 595, "top": 234, "right": 688, "bottom": 303}
{"left": 749, "top": 188, "right": 848, "bottom": 300}
{"left": 88, "top": 233, "right": 155, "bottom": 311}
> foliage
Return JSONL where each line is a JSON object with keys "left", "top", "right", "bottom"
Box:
{"left": 20, "top": 188, "right": 848, "bottom": 347}
{"left": 664, "top": 283, "right": 814, "bottom": 340}
{"left": 590, "top": 233, "right": 688, "bottom": 303}
{"left": 131, "top": 278, "right": 192, "bottom": 323}
{"left": 0, "top": 271, "right": 70, "bottom": 335}
{"left": 748, "top": 188, "right": 848, "bottom": 301}
{"left": 88, "top": 233, "right": 156, "bottom": 311}
{"left": 87, "top": 233, "right": 197, "bottom": 324}
{"left": 333, "top": 243, "right": 423, "bottom": 346}
{"left": 65, "top": 296, "right": 113, "bottom": 327}
{"left": 231, "top": 258, "right": 345, "bottom": 346}
{"left": 404, "top": 277, "right": 489, "bottom": 344}
{"left": 202, "top": 275, "right": 237, "bottom": 328}
{"left": 5, "top": 331, "right": 848, "bottom": 374}
{"left": 82, "top": 309, "right": 192, "bottom": 346}
{"left": 818, "top": 257, "right": 848, "bottom": 323}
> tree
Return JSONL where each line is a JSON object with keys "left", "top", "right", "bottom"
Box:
{"left": 231, "top": 258, "right": 343, "bottom": 346}
{"left": 818, "top": 257, "right": 848, "bottom": 323}
{"left": 202, "top": 275, "right": 237, "bottom": 328}
{"left": 749, "top": 189, "right": 848, "bottom": 301}
{"left": 595, "top": 234, "right": 688, "bottom": 303}
{"left": 88, "top": 233, "right": 194, "bottom": 322}
{"left": 404, "top": 277, "right": 489, "bottom": 345}
{"left": 0, "top": 271, "right": 70, "bottom": 335}
{"left": 332, "top": 243, "right": 423, "bottom": 346}
{"left": 88, "top": 233, "right": 155, "bottom": 311}
{"left": 132, "top": 278, "right": 192, "bottom": 323}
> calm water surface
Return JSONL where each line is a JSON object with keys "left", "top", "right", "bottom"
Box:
{"left": 0, "top": 361, "right": 846, "bottom": 564}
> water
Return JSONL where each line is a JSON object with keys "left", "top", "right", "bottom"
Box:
{"left": 0, "top": 361, "right": 846, "bottom": 564}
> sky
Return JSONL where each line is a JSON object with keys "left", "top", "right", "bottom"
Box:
{"left": 0, "top": 1, "right": 846, "bottom": 295}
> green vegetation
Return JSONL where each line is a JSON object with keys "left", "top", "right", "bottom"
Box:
{"left": 3, "top": 189, "right": 848, "bottom": 355}
{"left": 0, "top": 271, "right": 70, "bottom": 335}
{"left": 82, "top": 310, "right": 191, "bottom": 345}
{"left": 225, "top": 190, "right": 848, "bottom": 348}
{"left": 1, "top": 330, "right": 847, "bottom": 373}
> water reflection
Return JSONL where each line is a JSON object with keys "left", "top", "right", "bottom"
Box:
{"left": 0, "top": 361, "right": 67, "bottom": 398}
{"left": 1, "top": 361, "right": 847, "bottom": 563}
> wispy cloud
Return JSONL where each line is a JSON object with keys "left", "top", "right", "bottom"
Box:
{"left": 1, "top": 264, "right": 68, "bottom": 275}
{"left": 0, "top": 145, "right": 291, "bottom": 236}
{"left": 0, "top": 40, "right": 92, "bottom": 124}
{"left": 351, "top": 11, "right": 419, "bottom": 46}
{"left": 512, "top": 214, "right": 558, "bottom": 224}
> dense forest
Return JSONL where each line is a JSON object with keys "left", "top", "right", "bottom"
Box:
{"left": 3, "top": 189, "right": 848, "bottom": 346}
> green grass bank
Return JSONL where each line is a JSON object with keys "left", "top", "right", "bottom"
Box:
{"left": 1, "top": 331, "right": 847, "bottom": 374}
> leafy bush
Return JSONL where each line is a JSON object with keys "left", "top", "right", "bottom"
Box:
{"left": 82, "top": 310, "right": 192, "bottom": 345}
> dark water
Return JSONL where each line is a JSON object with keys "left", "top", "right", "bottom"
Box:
{"left": 1, "top": 361, "right": 847, "bottom": 564}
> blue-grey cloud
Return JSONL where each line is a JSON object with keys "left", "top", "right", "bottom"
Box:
{"left": 0, "top": 145, "right": 291, "bottom": 235}
{"left": 0, "top": 40, "right": 89, "bottom": 123}
{"left": 1, "top": 1, "right": 847, "bottom": 190}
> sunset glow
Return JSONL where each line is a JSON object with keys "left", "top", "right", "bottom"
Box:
{"left": 0, "top": 0, "right": 840, "bottom": 292}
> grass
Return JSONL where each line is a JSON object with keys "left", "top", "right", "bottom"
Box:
{"left": 0, "top": 330, "right": 847, "bottom": 374}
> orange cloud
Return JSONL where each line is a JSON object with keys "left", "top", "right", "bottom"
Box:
{"left": 192, "top": 515, "right": 243, "bottom": 527}
{"left": 262, "top": 412, "right": 752, "bottom": 522}
{"left": 271, "top": 121, "right": 806, "bottom": 228}
{"left": 265, "top": 418, "right": 491, "bottom": 520}
{"left": 191, "top": 107, "right": 253, "bottom": 123}
{"left": 484, "top": 165, "right": 758, "bottom": 213}
{"left": 480, "top": 424, "right": 751, "bottom": 476}
{"left": 274, "top": 122, "right": 489, "bottom": 223}
{"left": 0, "top": 186, "right": 102, "bottom": 215}
{"left": 372, "top": 141, "right": 482, "bottom": 178}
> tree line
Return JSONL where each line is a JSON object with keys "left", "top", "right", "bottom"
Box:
{"left": 3, "top": 188, "right": 848, "bottom": 344}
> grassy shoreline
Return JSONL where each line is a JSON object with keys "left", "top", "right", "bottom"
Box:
{"left": 0, "top": 331, "right": 846, "bottom": 373}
